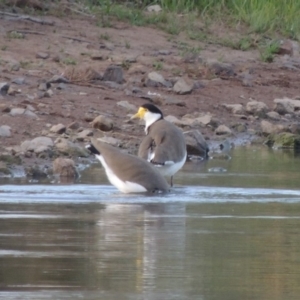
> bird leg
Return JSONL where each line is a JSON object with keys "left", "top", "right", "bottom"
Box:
{"left": 170, "top": 176, "right": 173, "bottom": 187}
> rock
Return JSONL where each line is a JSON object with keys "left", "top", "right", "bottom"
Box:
{"left": 76, "top": 129, "right": 93, "bottom": 141}
{"left": 164, "top": 115, "right": 186, "bottom": 127}
{"left": 24, "top": 110, "right": 38, "bottom": 118}
{"left": 36, "top": 52, "right": 50, "bottom": 59}
{"left": 68, "top": 121, "right": 80, "bottom": 130}
{"left": 103, "top": 65, "right": 124, "bottom": 84}
{"left": 7, "top": 86, "right": 20, "bottom": 96}
{"left": 0, "top": 82, "right": 9, "bottom": 95}
{"left": 12, "top": 77, "right": 25, "bottom": 85}
{"left": 274, "top": 97, "right": 300, "bottom": 115}
{"left": 0, "top": 125, "right": 11, "bottom": 137}
{"left": 164, "top": 97, "right": 186, "bottom": 106}
{"left": 48, "top": 75, "right": 70, "bottom": 84}
{"left": 117, "top": 100, "right": 137, "bottom": 112}
{"left": 260, "top": 120, "right": 286, "bottom": 135}
{"left": 0, "top": 154, "right": 21, "bottom": 165}
{"left": 223, "top": 104, "right": 244, "bottom": 114}
{"left": 146, "top": 72, "right": 169, "bottom": 87}
{"left": 53, "top": 157, "right": 78, "bottom": 178}
{"left": 265, "top": 132, "right": 300, "bottom": 149}
{"left": 10, "top": 108, "right": 25, "bottom": 116}
{"left": 146, "top": 4, "right": 162, "bottom": 12}
{"left": 246, "top": 101, "right": 268, "bottom": 117}
{"left": 25, "top": 165, "right": 48, "bottom": 178}
{"left": 173, "top": 77, "right": 193, "bottom": 95}
{"left": 84, "top": 113, "right": 94, "bottom": 122}
{"left": 290, "top": 123, "right": 300, "bottom": 135}
{"left": 50, "top": 123, "right": 66, "bottom": 134}
{"left": 277, "top": 40, "right": 293, "bottom": 56}
{"left": 267, "top": 111, "right": 281, "bottom": 120}
{"left": 183, "top": 130, "right": 209, "bottom": 158}
{"left": 0, "top": 162, "right": 11, "bottom": 177}
{"left": 0, "top": 103, "right": 10, "bottom": 113}
{"left": 98, "top": 136, "right": 121, "bottom": 147}
{"left": 55, "top": 139, "right": 89, "bottom": 157}
{"left": 206, "top": 60, "right": 235, "bottom": 77}
{"left": 44, "top": 89, "right": 54, "bottom": 97}
{"left": 21, "top": 137, "right": 53, "bottom": 153}
{"left": 38, "top": 82, "right": 50, "bottom": 91}
{"left": 90, "top": 115, "right": 113, "bottom": 131}
{"left": 215, "top": 125, "right": 232, "bottom": 135}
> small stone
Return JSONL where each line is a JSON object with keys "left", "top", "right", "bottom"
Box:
{"left": 44, "top": 89, "right": 54, "bottom": 97}
{"left": 84, "top": 113, "right": 94, "bottom": 122}
{"left": 36, "top": 52, "right": 50, "bottom": 59}
{"left": 55, "top": 139, "right": 89, "bottom": 157}
{"left": 56, "top": 83, "right": 66, "bottom": 90}
{"left": 90, "top": 115, "right": 113, "bottom": 131}
{"left": 7, "top": 86, "right": 20, "bottom": 96}
{"left": 183, "top": 130, "right": 209, "bottom": 158}
{"left": 68, "top": 121, "right": 80, "bottom": 130}
{"left": 53, "top": 157, "right": 78, "bottom": 178}
{"left": 48, "top": 75, "right": 70, "bottom": 84}
{"left": 277, "top": 40, "right": 293, "bottom": 56}
{"left": 117, "top": 100, "right": 137, "bottom": 112}
{"left": 38, "top": 82, "right": 50, "bottom": 91}
{"left": 146, "top": 71, "right": 168, "bottom": 87}
{"left": 10, "top": 108, "right": 25, "bottom": 116}
{"left": 267, "top": 111, "right": 281, "bottom": 120}
{"left": 206, "top": 60, "right": 235, "bottom": 77}
{"left": 24, "top": 110, "right": 38, "bottom": 118}
{"left": 10, "top": 63, "right": 20, "bottom": 71}
{"left": 274, "top": 97, "right": 300, "bottom": 115}
{"left": 261, "top": 120, "right": 285, "bottom": 135}
{"left": 103, "top": 65, "right": 124, "bottom": 84}
{"left": 12, "top": 77, "right": 25, "bottom": 85}
{"left": 99, "top": 136, "right": 121, "bottom": 147}
{"left": 0, "top": 82, "right": 9, "bottom": 95}
{"left": 21, "top": 137, "right": 54, "bottom": 153}
{"left": 173, "top": 77, "right": 193, "bottom": 95}
{"left": 50, "top": 124, "right": 66, "bottom": 134}
{"left": 223, "top": 104, "right": 244, "bottom": 115}
{"left": 76, "top": 129, "right": 93, "bottom": 141}
{"left": 0, "top": 125, "right": 11, "bottom": 137}
{"left": 246, "top": 101, "right": 268, "bottom": 117}
{"left": 0, "top": 104, "right": 10, "bottom": 113}
{"left": 215, "top": 125, "right": 232, "bottom": 135}
{"left": 146, "top": 4, "right": 162, "bottom": 12}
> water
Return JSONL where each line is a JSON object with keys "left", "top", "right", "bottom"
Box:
{"left": 1, "top": 146, "right": 300, "bottom": 300}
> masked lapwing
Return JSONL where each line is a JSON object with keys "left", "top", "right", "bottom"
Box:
{"left": 131, "top": 103, "right": 187, "bottom": 187}
{"left": 86, "top": 138, "right": 170, "bottom": 194}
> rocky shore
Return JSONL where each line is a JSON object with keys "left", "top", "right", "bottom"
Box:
{"left": 1, "top": 12, "right": 300, "bottom": 180}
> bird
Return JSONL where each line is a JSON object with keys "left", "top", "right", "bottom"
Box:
{"left": 131, "top": 103, "right": 187, "bottom": 187}
{"left": 86, "top": 138, "right": 170, "bottom": 194}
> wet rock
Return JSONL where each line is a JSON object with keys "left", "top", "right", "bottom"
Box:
{"left": 50, "top": 123, "right": 66, "bottom": 134}
{"left": 246, "top": 101, "right": 268, "bottom": 117}
{"left": 223, "top": 104, "right": 244, "bottom": 114}
{"left": 53, "top": 157, "right": 78, "bottom": 178}
{"left": 103, "top": 65, "right": 124, "bottom": 84}
{"left": 55, "top": 139, "right": 89, "bottom": 157}
{"left": 117, "top": 101, "right": 137, "bottom": 112}
{"left": 0, "top": 162, "right": 11, "bottom": 177}
{"left": 25, "top": 165, "right": 48, "bottom": 178}
{"left": 173, "top": 77, "right": 193, "bottom": 95}
{"left": 0, "top": 125, "right": 11, "bottom": 137}
{"left": 209, "top": 140, "right": 233, "bottom": 160}
{"left": 183, "top": 130, "right": 209, "bottom": 158}
{"left": 265, "top": 132, "right": 300, "bottom": 149}
{"left": 90, "top": 115, "right": 113, "bottom": 131}
{"left": 36, "top": 52, "right": 50, "bottom": 59}
{"left": 21, "top": 137, "right": 53, "bottom": 153}
{"left": 0, "top": 82, "right": 9, "bottom": 95}
{"left": 215, "top": 125, "right": 232, "bottom": 135}
{"left": 274, "top": 97, "right": 300, "bottom": 115}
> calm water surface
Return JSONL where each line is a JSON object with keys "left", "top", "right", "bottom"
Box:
{"left": 1, "top": 147, "right": 300, "bottom": 300}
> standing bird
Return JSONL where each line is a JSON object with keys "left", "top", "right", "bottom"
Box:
{"left": 131, "top": 103, "right": 187, "bottom": 187}
{"left": 86, "top": 138, "right": 169, "bottom": 194}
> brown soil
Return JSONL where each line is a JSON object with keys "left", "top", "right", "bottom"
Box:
{"left": 0, "top": 8, "right": 300, "bottom": 170}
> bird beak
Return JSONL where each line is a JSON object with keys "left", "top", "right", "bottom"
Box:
{"left": 130, "top": 107, "right": 145, "bottom": 120}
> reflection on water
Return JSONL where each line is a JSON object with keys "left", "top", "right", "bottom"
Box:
{"left": 0, "top": 146, "right": 300, "bottom": 299}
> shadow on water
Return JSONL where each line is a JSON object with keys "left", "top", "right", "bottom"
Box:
{"left": 1, "top": 146, "right": 300, "bottom": 299}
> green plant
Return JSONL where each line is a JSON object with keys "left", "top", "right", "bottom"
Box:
{"left": 7, "top": 31, "right": 24, "bottom": 39}
{"left": 259, "top": 40, "right": 280, "bottom": 63}
{"left": 153, "top": 60, "right": 163, "bottom": 71}
{"left": 99, "top": 32, "right": 110, "bottom": 40}
{"left": 62, "top": 57, "right": 77, "bottom": 65}
{"left": 1, "top": 45, "right": 8, "bottom": 51}
{"left": 125, "top": 40, "right": 130, "bottom": 49}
